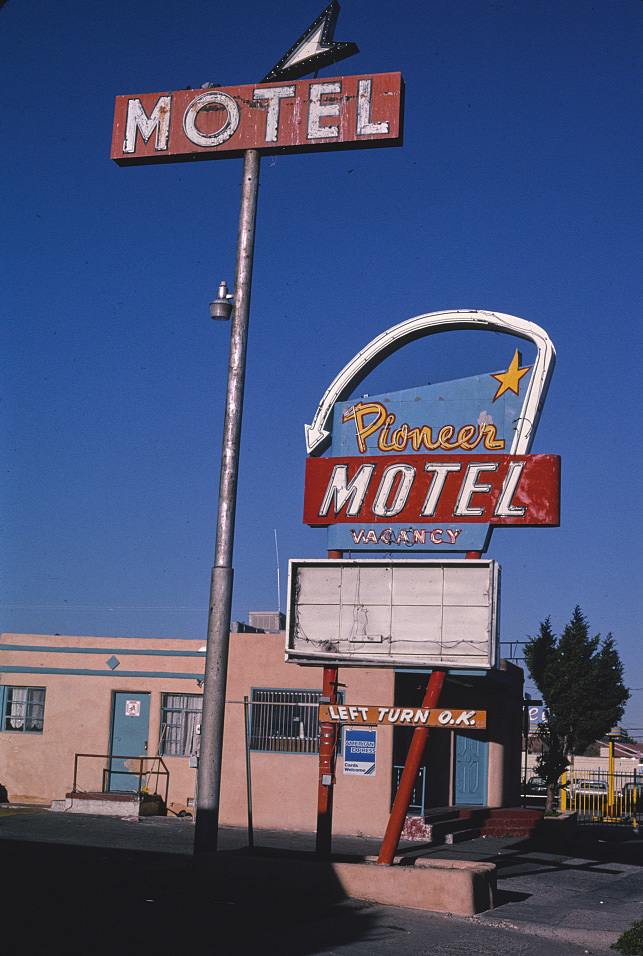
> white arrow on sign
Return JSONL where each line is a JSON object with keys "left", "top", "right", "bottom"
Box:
{"left": 305, "top": 310, "right": 556, "bottom": 457}
{"left": 262, "top": 1, "right": 359, "bottom": 83}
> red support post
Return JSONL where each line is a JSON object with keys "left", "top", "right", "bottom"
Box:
{"left": 377, "top": 668, "right": 447, "bottom": 865}
{"left": 316, "top": 665, "right": 338, "bottom": 856}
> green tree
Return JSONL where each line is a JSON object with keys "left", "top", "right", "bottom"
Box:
{"left": 524, "top": 607, "right": 629, "bottom": 810}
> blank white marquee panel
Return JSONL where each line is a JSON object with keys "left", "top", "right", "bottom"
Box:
{"left": 285, "top": 559, "right": 500, "bottom": 669}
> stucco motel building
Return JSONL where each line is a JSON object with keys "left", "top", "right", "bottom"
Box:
{"left": 0, "top": 627, "right": 523, "bottom": 834}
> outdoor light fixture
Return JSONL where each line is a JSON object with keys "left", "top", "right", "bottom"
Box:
{"left": 209, "top": 280, "right": 233, "bottom": 321}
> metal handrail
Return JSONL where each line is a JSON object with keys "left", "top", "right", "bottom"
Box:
{"left": 393, "top": 764, "right": 427, "bottom": 816}
{"left": 71, "top": 753, "right": 170, "bottom": 806}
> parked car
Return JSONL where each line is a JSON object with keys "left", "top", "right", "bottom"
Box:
{"left": 524, "top": 775, "right": 547, "bottom": 796}
{"left": 522, "top": 775, "right": 548, "bottom": 805}
{"left": 617, "top": 782, "right": 643, "bottom": 811}
{"left": 570, "top": 778, "right": 609, "bottom": 810}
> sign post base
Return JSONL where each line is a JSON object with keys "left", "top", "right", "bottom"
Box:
{"left": 377, "top": 668, "right": 447, "bottom": 865}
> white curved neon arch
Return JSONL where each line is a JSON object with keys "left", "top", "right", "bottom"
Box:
{"left": 305, "top": 310, "right": 556, "bottom": 457}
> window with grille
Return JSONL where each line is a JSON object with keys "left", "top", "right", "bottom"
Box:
{"left": 249, "top": 688, "right": 343, "bottom": 754}
{"left": 1, "top": 686, "right": 46, "bottom": 733}
{"left": 160, "top": 694, "right": 202, "bottom": 756}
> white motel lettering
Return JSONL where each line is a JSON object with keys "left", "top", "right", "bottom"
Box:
{"left": 112, "top": 74, "right": 403, "bottom": 165}
{"left": 303, "top": 453, "right": 560, "bottom": 529}
{"left": 121, "top": 80, "right": 388, "bottom": 154}
{"left": 318, "top": 460, "right": 526, "bottom": 519}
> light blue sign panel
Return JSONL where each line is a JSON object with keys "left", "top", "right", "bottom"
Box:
{"left": 344, "top": 728, "right": 377, "bottom": 776}
{"left": 331, "top": 373, "right": 524, "bottom": 458}
{"left": 327, "top": 366, "right": 529, "bottom": 553}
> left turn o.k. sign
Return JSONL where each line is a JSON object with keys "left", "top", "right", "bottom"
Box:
{"left": 111, "top": 73, "right": 403, "bottom": 165}
{"left": 319, "top": 704, "right": 487, "bottom": 729}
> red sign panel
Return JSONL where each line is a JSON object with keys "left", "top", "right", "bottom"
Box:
{"left": 111, "top": 72, "right": 403, "bottom": 165}
{"left": 303, "top": 454, "right": 560, "bottom": 527}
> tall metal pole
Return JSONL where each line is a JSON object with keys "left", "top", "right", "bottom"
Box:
{"left": 315, "top": 547, "right": 343, "bottom": 857}
{"left": 194, "top": 148, "right": 261, "bottom": 854}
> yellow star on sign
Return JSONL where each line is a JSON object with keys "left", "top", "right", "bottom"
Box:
{"left": 491, "top": 349, "right": 532, "bottom": 402}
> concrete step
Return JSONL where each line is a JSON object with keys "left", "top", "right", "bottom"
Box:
{"left": 445, "top": 827, "right": 482, "bottom": 844}
{"left": 485, "top": 806, "right": 543, "bottom": 823}
{"left": 480, "top": 807, "right": 544, "bottom": 838}
{"left": 403, "top": 807, "right": 544, "bottom": 843}
{"left": 480, "top": 826, "right": 534, "bottom": 840}
{"left": 50, "top": 791, "right": 165, "bottom": 817}
{"left": 403, "top": 812, "right": 486, "bottom": 844}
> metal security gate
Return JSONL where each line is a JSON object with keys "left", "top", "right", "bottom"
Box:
{"left": 248, "top": 690, "right": 324, "bottom": 754}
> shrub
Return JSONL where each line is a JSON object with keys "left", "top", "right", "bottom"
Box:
{"left": 612, "top": 919, "right": 643, "bottom": 955}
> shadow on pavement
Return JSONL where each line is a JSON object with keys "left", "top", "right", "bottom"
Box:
{"left": 1, "top": 836, "right": 384, "bottom": 956}
{"left": 445, "top": 824, "right": 643, "bottom": 884}
{"left": 490, "top": 887, "right": 532, "bottom": 905}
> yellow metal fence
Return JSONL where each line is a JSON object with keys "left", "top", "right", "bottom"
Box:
{"left": 560, "top": 768, "right": 641, "bottom": 826}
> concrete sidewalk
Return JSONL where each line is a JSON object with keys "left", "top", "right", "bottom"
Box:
{"left": 0, "top": 808, "right": 641, "bottom": 954}
{"left": 444, "top": 829, "right": 643, "bottom": 951}
{"left": 216, "top": 819, "right": 643, "bottom": 951}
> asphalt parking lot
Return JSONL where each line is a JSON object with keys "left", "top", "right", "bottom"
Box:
{"left": 1, "top": 808, "right": 641, "bottom": 955}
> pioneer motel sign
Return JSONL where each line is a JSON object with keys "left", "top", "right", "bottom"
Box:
{"left": 303, "top": 309, "right": 560, "bottom": 553}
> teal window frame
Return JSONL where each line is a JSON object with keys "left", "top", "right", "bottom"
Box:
{"left": 159, "top": 693, "right": 203, "bottom": 757}
{"left": 0, "top": 685, "right": 46, "bottom": 733}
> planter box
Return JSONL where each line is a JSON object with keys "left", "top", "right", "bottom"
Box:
{"left": 535, "top": 810, "right": 577, "bottom": 844}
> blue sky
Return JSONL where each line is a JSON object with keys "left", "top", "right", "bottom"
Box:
{"left": 1, "top": 1, "right": 641, "bottom": 731}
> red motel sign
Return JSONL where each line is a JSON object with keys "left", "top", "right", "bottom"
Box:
{"left": 304, "top": 453, "right": 560, "bottom": 530}
{"left": 111, "top": 72, "right": 403, "bottom": 165}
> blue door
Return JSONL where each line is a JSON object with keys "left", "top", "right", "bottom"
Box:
{"left": 108, "top": 692, "right": 150, "bottom": 792}
{"left": 454, "top": 734, "right": 488, "bottom": 806}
